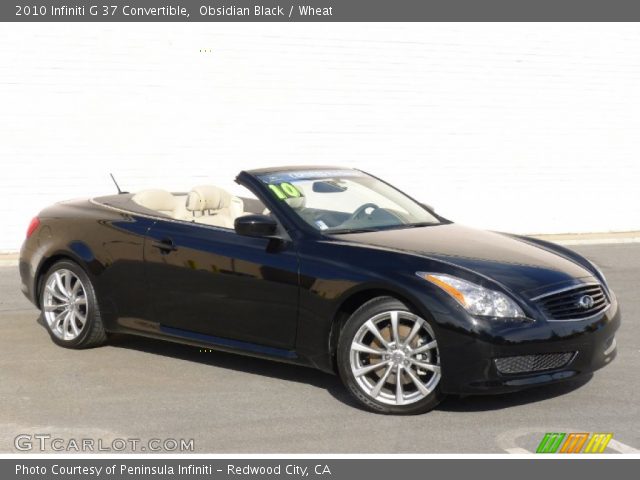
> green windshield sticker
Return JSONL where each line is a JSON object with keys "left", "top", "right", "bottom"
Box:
{"left": 268, "top": 182, "right": 302, "bottom": 200}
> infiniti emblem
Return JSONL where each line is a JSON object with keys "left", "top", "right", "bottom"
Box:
{"left": 577, "top": 295, "right": 595, "bottom": 309}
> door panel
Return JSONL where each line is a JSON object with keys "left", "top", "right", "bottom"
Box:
{"left": 144, "top": 219, "right": 299, "bottom": 349}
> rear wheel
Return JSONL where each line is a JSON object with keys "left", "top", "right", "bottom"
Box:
{"left": 337, "top": 296, "right": 444, "bottom": 414}
{"left": 40, "top": 260, "right": 107, "bottom": 348}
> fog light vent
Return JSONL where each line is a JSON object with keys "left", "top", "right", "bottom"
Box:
{"left": 494, "top": 352, "right": 576, "bottom": 375}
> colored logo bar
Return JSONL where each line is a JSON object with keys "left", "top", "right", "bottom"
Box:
{"left": 536, "top": 433, "right": 613, "bottom": 453}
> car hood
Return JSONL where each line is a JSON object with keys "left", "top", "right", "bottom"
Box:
{"left": 336, "top": 223, "right": 594, "bottom": 294}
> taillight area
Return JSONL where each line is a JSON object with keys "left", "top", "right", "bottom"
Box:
{"left": 26, "top": 217, "right": 40, "bottom": 239}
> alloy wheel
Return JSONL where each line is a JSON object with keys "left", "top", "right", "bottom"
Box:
{"left": 42, "top": 269, "right": 88, "bottom": 341}
{"left": 349, "top": 310, "right": 441, "bottom": 406}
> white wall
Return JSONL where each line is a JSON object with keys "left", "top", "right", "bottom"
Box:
{"left": 1, "top": 23, "right": 639, "bottom": 251}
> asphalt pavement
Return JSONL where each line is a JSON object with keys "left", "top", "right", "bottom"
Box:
{"left": 1, "top": 244, "right": 638, "bottom": 453}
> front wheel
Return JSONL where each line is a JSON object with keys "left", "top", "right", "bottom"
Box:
{"left": 337, "top": 297, "right": 444, "bottom": 414}
{"left": 40, "top": 260, "right": 107, "bottom": 348}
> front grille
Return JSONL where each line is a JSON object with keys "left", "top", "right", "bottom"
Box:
{"left": 533, "top": 283, "right": 609, "bottom": 320}
{"left": 494, "top": 352, "right": 576, "bottom": 375}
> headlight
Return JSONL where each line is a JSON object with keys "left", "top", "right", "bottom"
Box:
{"left": 416, "top": 272, "right": 526, "bottom": 319}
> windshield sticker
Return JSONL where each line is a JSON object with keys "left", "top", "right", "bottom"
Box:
{"left": 268, "top": 182, "right": 303, "bottom": 200}
{"left": 259, "top": 169, "right": 364, "bottom": 184}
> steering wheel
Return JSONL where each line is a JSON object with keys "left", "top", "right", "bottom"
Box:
{"left": 350, "top": 203, "right": 380, "bottom": 222}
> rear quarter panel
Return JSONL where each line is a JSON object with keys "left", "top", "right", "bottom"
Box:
{"left": 19, "top": 198, "right": 156, "bottom": 330}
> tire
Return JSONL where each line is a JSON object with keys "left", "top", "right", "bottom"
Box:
{"left": 337, "top": 296, "right": 445, "bottom": 414}
{"left": 39, "top": 260, "right": 107, "bottom": 349}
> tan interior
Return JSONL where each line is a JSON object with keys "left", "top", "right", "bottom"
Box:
{"left": 132, "top": 186, "right": 247, "bottom": 229}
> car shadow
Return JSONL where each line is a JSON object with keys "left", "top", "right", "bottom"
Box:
{"left": 37, "top": 316, "right": 594, "bottom": 413}
{"left": 107, "top": 331, "right": 593, "bottom": 413}
{"left": 438, "top": 373, "right": 593, "bottom": 412}
{"left": 106, "top": 332, "right": 363, "bottom": 410}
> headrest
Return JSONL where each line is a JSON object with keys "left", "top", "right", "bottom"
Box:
{"left": 186, "top": 185, "right": 231, "bottom": 212}
{"left": 284, "top": 185, "right": 305, "bottom": 209}
{"left": 285, "top": 196, "right": 306, "bottom": 209}
{"left": 132, "top": 189, "right": 175, "bottom": 212}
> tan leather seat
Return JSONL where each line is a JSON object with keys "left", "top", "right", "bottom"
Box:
{"left": 229, "top": 196, "right": 245, "bottom": 220}
{"left": 186, "top": 185, "right": 237, "bottom": 228}
{"left": 132, "top": 186, "right": 247, "bottom": 227}
{"left": 172, "top": 194, "right": 190, "bottom": 220}
{"left": 132, "top": 189, "right": 177, "bottom": 217}
{"left": 285, "top": 195, "right": 306, "bottom": 210}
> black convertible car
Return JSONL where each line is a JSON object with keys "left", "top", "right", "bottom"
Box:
{"left": 20, "top": 166, "right": 619, "bottom": 414}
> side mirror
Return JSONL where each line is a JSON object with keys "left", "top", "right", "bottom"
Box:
{"left": 234, "top": 214, "right": 278, "bottom": 238}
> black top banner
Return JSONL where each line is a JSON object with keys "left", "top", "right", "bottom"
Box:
{"left": 4, "top": 0, "right": 640, "bottom": 22}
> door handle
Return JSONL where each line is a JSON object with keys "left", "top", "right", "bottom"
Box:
{"left": 151, "top": 238, "right": 177, "bottom": 254}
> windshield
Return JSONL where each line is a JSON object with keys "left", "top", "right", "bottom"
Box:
{"left": 256, "top": 169, "right": 440, "bottom": 234}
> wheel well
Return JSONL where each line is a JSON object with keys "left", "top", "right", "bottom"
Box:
{"left": 35, "top": 254, "right": 79, "bottom": 301}
{"left": 328, "top": 288, "right": 422, "bottom": 371}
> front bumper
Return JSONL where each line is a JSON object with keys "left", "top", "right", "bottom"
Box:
{"left": 433, "top": 298, "right": 621, "bottom": 395}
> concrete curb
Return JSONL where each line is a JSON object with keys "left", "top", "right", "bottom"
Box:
{"left": 531, "top": 231, "right": 640, "bottom": 245}
{"left": 538, "top": 237, "right": 640, "bottom": 246}
{"left": 1, "top": 231, "right": 638, "bottom": 267}
{"left": 0, "top": 256, "right": 18, "bottom": 267}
